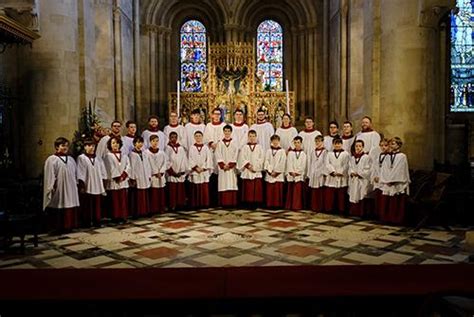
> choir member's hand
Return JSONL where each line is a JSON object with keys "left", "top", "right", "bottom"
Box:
{"left": 103, "top": 180, "right": 108, "bottom": 188}
{"left": 336, "top": 173, "right": 344, "bottom": 177}
{"left": 350, "top": 173, "right": 357, "bottom": 177}
{"left": 113, "top": 176, "right": 121, "bottom": 183}
{"left": 330, "top": 172, "right": 336, "bottom": 177}
{"left": 374, "top": 177, "right": 379, "bottom": 183}
{"left": 294, "top": 173, "right": 301, "bottom": 177}
{"left": 271, "top": 171, "right": 279, "bottom": 177}
{"left": 129, "top": 179, "right": 136, "bottom": 187}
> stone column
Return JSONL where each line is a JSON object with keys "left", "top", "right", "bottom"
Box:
{"left": 113, "top": 3, "right": 123, "bottom": 121}
{"left": 133, "top": 0, "right": 141, "bottom": 122}
{"left": 298, "top": 25, "right": 307, "bottom": 120}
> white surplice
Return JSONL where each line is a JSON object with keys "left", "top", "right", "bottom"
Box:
{"left": 324, "top": 150, "right": 350, "bottom": 188}
{"left": 348, "top": 154, "right": 372, "bottom": 203}
{"left": 264, "top": 147, "right": 286, "bottom": 183}
{"left": 215, "top": 139, "right": 238, "bottom": 191}
{"left": 144, "top": 148, "right": 167, "bottom": 188}
{"left": 237, "top": 143, "right": 264, "bottom": 180}
{"left": 43, "top": 155, "right": 80, "bottom": 210}
{"left": 188, "top": 144, "right": 214, "bottom": 184}
{"left": 76, "top": 154, "right": 107, "bottom": 195}
{"left": 250, "top": 121, "right": 275, "bottom": 152}
{"left": 103, "top": 152, "right": 130, "bottom": 190}
{"left": 129, "top": 151, "right": 152, "bottom": 189}
{"left": 275, "top": 126, "right": 298, "bottom": 151}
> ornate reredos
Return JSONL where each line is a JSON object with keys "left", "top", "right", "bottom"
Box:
{"left": 169, "top": 42, "right": 295, "bottom": 126}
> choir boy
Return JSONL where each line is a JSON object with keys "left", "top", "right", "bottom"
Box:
{"left": 165, "top": 131, "right": 188, "bottom": 211}
{"left": 250, "top": 108, "right": 275, "bottom": 152}
{"left": 145, "top": 135, "right": 167, "bottom": 214}
{"left": 324, "top": 121, "right": 340, "bottom": 152}
{"left": 237, "top": 130, "right": 264, "bottom": 208}
{"left": 341, "top": 121, "right": 355, "bottom": 153}
{"left": 204, "top": 108, "right": 226, "bottom": 151}
{"left": 307, "top": 135, "right": 328, "bottom": 212}
{"left": 275, "top": 114, "right": 298, "bottom": 151}
{"left": 185, "top": 109, "right": 206, "bottom": 150}
{"left": 142, "top": 115, "right": 167, "bottom": 150}
{"left": 103, "top": 136, "right": 130, "bottom": 222}
{"left": 370, "top": 137, "right": 390, "bottom": 219}
{"left": 129, "top": 136, "right": 152, "bottom": 217}
{"left": 164, "top": 112, "right": 187, "bottom": 149}
{"left": 379, "top": 137, "right": 410, "bottom": 224}
{"left": 348, "top": 140, "right": 371, "bottom": 217}
{"left": 122, "top": 120, "right": 137, "bottom": 156}
{"left": 231, "top": 109, "right": 249, "bottom": 149}
{"left": 188, "top": 131, "right": 213, "bottom": 209}
{"left": 77, "top": 138, "right": 107, "bottom": 227}
{"left": 298, "top": 116, "right": 322, "bottom": 155}
{"left": 264, "top": 134, "right": 287, "bottom": 209}
{"left": 324, "top": 138, "right": 350, "bottom": 214}
{"left": 285, "top": 136, "right": 307, "bottom": 210}
{"left": 43, "top": 137, "right": 80, "bottom": 233}
{"left": 215, "top": 125, "right": 239, "bottom": 208}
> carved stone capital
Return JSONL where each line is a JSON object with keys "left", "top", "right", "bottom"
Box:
{"left": 418, "top": 0, "right": 456, "bottom": 28}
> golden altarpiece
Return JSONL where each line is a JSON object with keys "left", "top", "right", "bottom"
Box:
{"left": 168, "top": 42, "right": 295, "bottom": 126}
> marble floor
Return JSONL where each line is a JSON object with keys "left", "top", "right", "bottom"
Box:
{"left": 0, "top": 208, "right": 471, "bottom": 269}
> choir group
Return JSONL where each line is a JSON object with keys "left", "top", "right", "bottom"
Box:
{"left": 43, "top": 108, "right": 410, "bottom": 233}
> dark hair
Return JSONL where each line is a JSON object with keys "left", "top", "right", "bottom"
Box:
{"left": 148, "top": 115, "right": 159, "bottom": 122}
{"left": 191, "top": 109, "right": 201, "bottom": 115}
{"left": 315, "top": 135, "right": 324, "bottom": 142}
{"left": 329, "top": 121, "right": 339, "bottom": 129}
{"left": 248, "top": 129, "right": 257, "bottom": 136}
{"left": 392, "top": 136, "right": 403, "bottom": 147}
{"left": 343, "top": 120, "right": 352, "bottom": 127}
{"left": 304, "top": 116, "right": 314, "bottom": 121}
{"left": 355, "top": 139, "right": 365, "bottom": 147}
{"left": 111, "top": 120, "right": 122, "bottom": 127}
{"left": 293, "top": 136, "right": 303, "bottom": 142}
{"left": 283, "top": 113, "right": 291, "bottom": 120}
{"left": 125, "top": 120, "right": 136, "bottom": 128}
{"left": 257, "top": 108, "right": 266, "bottom": 114}
{"left": 54, "top": 137, "right": 69, "bottom": 148}
{"left": 223, "top": 124, "right": 233, "bottom": 132}
{"left": 149, "top": 135, "right": 159, "bottom": 142}
{"left": 234, "top": 109, "right": 244, "bottom": 114}
{"left": 332, "top": 138, "right": 343, "bottom": 145}
{"left": 212, "top": 108, "right": 222, "bottom": 114}
{"left": 107, "top": 136, "right": 123, "bottom": 151}
{"left": 362, "top": 116, "right": 372, "bottom": 122}
{"left": 194, "top": 130, "right": 203, "bottom": 136}
{"left": 83, "top": 137, "right": 95, "bottom": 146}
{"left": 169, "top": 131, "right": 178, "bottom": 138}
{"left": 270, "top": 134, "right": 280, "bottom": 141}
{"left": 133, "top": 136, "right": 144, "bottom": 145}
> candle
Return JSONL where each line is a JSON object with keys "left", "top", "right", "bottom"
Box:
{"left": 285, "top": 80, "right": 290, "bottom": 114}
{"left": 177, "top": 80, "right": 181, "bottom": 118}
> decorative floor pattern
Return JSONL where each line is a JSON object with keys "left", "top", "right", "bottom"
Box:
{"left": 0, "top": 209, "right": 472, "bottom": 269}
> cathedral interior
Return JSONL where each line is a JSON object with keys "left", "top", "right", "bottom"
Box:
{"left": 1, "top": 0, "right": 474, "bottom": 316}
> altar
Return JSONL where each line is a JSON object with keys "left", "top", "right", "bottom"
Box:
{"left": 168, "top": 42, "right": 295, "bottom": 126}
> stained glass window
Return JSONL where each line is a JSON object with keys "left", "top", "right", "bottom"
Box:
{"left": 450, "top": 1, "right": 474, "bottom": 112}
{"left": 180, "top": 20, "right": 207, "bottom": 92}
{"left": 257, "top": 20, "right": 283, "bottom": 92}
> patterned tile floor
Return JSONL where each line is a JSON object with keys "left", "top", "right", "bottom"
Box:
{"left": 0, "top": 208, "right": 472, "bottom": 269}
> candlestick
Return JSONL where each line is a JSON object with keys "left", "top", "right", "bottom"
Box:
{"left": 285, "top": 79, "right": 290, "bottom": 114}
{"left": 177, "top": 80, "right": 181, "bottom": 118}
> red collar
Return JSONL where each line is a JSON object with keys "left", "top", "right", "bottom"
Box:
{"left": 333, "top": 149, "right": 344, "bottom": 153}
{"left": 55, "top": 152, "right": 68, "bottom": 157}
{"left": 190, "top": 121, "right": 202, "bottom": 125}
{"left": 341, "top": 133, "right": 353, "bottom": 139}
{"left": 361, "top": 128, "right": 374, "bottom": 133}
{"left": 148, "top": 148, "right": 159, "bottom": 153}
{"left": 194, "top": 143, "right": 204, "bottom": 147}
{"left": 293, "top": 148, "right": 303, "bottom": 152}
{"left": 223, "top": 138, "right": 232, "bottom": 142}
{"left": 247, "top": 142, "right": 257, "bottom": 145}
{"left": 271, "top": 146, "right": 281, "bottom": 150}
{"left": 132, "top": 149, "right": 142, "bottom": 154}
{"left": 169, "top": 123, "right": 179, "bottom": 128}
{"left": 168, "top": 142, "right": 180, "bottom": 147}
{"left": 233, "top": 121, "right": 245, "bottom": 127}
{"left": 353, "top": 152, "right": 365, "bottom": 158}
{"left": 112, "top": 150, "right": 121, "bottom": 154}
{"left": 257, "top": 120, "right": 267, "bottom": 124}
{"left": 211, "top": 121, "right": 222, "bottom": 126}
{"left": 148, "top": 127, "right": 159, "bottom": 132}
{"left": 303, "top": 128, "right": 316, "bottom": 133}
{"left": 126, "top": 134, "right": 135, "bottom": 138}
{"left": 85, "top": 153, "right": 96, "bottom": 158}
{"left": 281, "top": 124, "right": 292, "bottom": 129}
{"left": 110, "top": 132, "right": 121, "bottom": 138}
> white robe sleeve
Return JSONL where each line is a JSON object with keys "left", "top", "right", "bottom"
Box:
{"left": 43, "top": 156, "right": 56, "bottom": 210}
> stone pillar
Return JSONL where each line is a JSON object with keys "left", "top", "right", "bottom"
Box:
{"left": 113, "top": 4, "right": 123, "bottom": 121}
{"left": 149, "top": 27, "right": 157, "bottom": 118}
{"left": 133, "top": 0, "right": 141, "bottom": 122}
{"left": 376, "top": 0, "right": 453, "bottom": 169}
{"left": 19, "top": 0, "right": 81, "bottom": 176}
{"left": 298, "top": 25, "right": 307, "bottom": 120}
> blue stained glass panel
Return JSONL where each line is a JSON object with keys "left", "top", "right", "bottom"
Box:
{"left": 180, "top": 20, "right": 207, "bottom": 92}
{"left": 450, "top": 0, "right": 474, "bottom": 112}
{"left": 257, "top": 20, "right": 283, "bottom": 91}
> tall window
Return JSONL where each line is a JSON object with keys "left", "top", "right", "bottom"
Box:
{"left": 257, "top": 20, "right": 283, "bottom": 92}
{"left": 180, "top": 20, "right": 207, "bottom": 92}
{"left": 450, "top": 1, "right": 474, "bottom": 112}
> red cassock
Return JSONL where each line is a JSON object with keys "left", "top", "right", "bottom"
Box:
{"left": 79, "top": 193, "right": 102, "bottom": 226}
{"left": 241, "top": 178, "right": 263, "bottom": 203}
{"left": 48, "top": 207, "right": 79, "bottom": 231}
{"left": 168, "top": 182, "right": 186, "bottom": 210}
{"left": 266, "top": 182, "right": 284, "bottom": 208}
{"left": 149, "top": 187, "right": 166, "bottom": 214}
{"left": 310, "top": 187, "right": 325, "bottom": 212}
{"left": 190, "top": 183, "right": 210, "bottom": 208}
{"left": 324, "top": 187, "right": 347, "bottom": 214}
{"left": 108, "top": 188, "right": 129, "bottom": 220}
{"left": 129, "top": 188, "right": 149, "bottom": 217}
{"left": 285, "top": 181, "right": 305, "bottom": 210}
